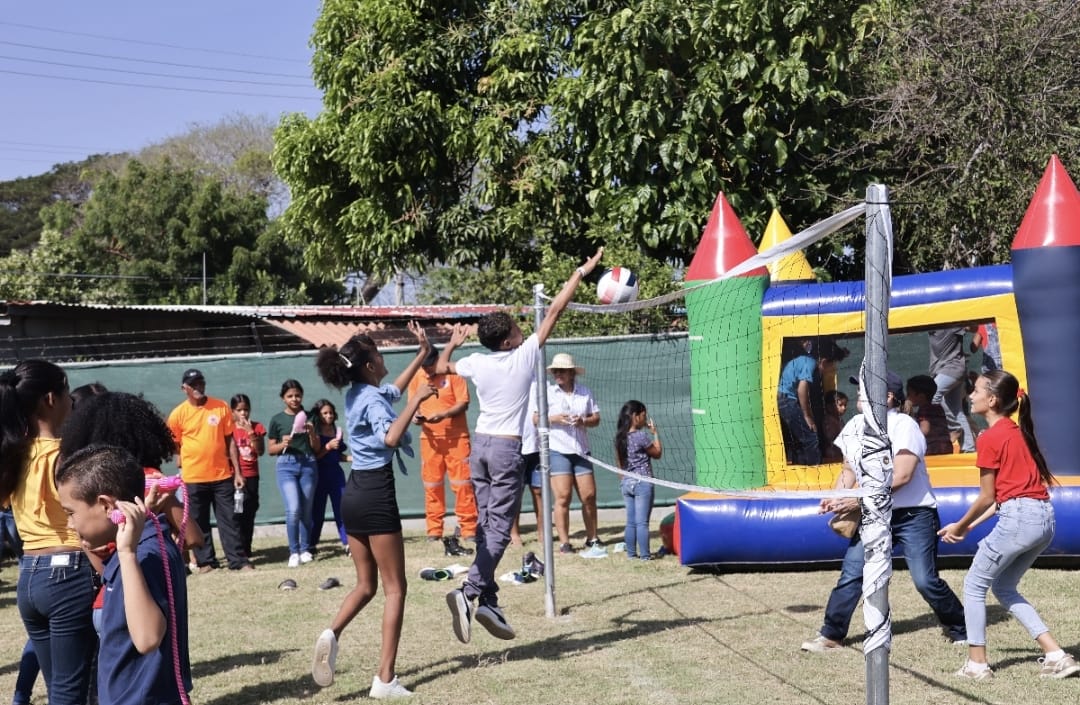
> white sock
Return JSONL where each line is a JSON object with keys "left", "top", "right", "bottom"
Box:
{"left": 1045, "top": 649, "right": 1066, "bottom": 662}
{"left": 966, "top": 660, "right": 990, "bottom": 672}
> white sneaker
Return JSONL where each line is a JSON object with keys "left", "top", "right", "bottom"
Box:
{"left": 300, "top": 551, "right": 314, "bottom": 564}
{"left": 370, "top": 675, "right": 413, "bottom": 699}
{"left": 311, "top": 629, "right": 338, "bottom": 687}
{"left": 288, "top": 553, "right": 300, "bottom": 568}
{"left": 800, "top": 635, "right": 842, "bottom": 653}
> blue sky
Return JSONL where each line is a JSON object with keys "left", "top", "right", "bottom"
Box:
{"left": 0, "top": 1, "right": 323, "bottom": 182}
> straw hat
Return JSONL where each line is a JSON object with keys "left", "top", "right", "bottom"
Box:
{"left": 546, "top": 353, "right": 584, "bottom": 374}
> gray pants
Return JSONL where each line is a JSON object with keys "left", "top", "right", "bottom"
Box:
{"left": 463, "top": 434, "right": 524, "bottom": 604}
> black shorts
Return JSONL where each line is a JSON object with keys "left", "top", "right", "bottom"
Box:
{"left": 342, "top": 463, "right": 402, "bottom": 536}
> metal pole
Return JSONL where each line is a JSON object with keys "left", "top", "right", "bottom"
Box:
{"left": 863, "top": 183, "right": 894, "bottom": 705}
{"left": 534, "top": 283, "right": 556, "bottom": 618}
{"left": 202, "top": 251, "right": 208, "bottom": 306}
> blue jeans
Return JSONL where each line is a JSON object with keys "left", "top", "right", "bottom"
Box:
{"left": 16, "top": 551, "right": 97, "bottom": 705}
{"left": 820, "top": 506, "right": 966, "bottom": 642}
{"left": 311, "top": 459, "right": 347, "bottom": 548}
{"left": 932, "top": 372, "right": 975, "bottom": 452}
{"left": 14, "top": 640, "right": 39, "bottom": 705}
{"left": 464, "top": 434, "right": 524, "bottom": 605}
{"left": 778, "top": 396, "right": 821, "bottom": 464}
{"left": 963, "top": 498, "right": 1054, "bottom": 646}
{"left": 621, "top": 476, "right": 654, "bottom": 558}
{"left": 276, "top": 453, "right": 317, "bottom": 555}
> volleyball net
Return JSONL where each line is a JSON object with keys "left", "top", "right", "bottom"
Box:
{"left": 538, "top": 198, "right": 895, "bottom": 501}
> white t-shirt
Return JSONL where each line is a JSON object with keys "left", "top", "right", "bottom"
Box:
{"left": 455, "top": 333, "right": 540, "bottom": 437}
{"left": 834, "top": 408, "right": 935, "bottom": 509}
{"left": 521, "top": 381, "right": 539, "bottom": 455}
{"left": 540, "top": 381, "right": 599, "bottom": 456}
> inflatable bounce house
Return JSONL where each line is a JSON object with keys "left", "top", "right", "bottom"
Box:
{"left": 675, "top": 155, "right": 1080, "bottom": 566}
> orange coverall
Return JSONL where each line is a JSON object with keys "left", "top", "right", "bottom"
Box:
{"left": 407, "top": 369, "right": 477, "bottom": 538}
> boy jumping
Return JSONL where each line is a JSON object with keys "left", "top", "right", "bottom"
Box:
{"left": 437, "top": 248, "right": 603, "bottom": 642}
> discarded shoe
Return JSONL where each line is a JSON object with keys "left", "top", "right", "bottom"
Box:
{"left": 443, "top": 536, "right": 474, "bottom": 557}
{"left": 444, "top": 563, "right": 470, "bottom": 577}
{"left": 318, "top": 577, "right": 341, "bottom": 590}
{"left": 419, "top": 567, "right": 453, "bottom": 581}
{"left": 521, "top": 551, "right": 545, "bottom": 577}
{"left": 278, "top": 579, "right": 298, "bottom": 591}
{"left": 580, "top": 544, "right": 608, "bottom": 559}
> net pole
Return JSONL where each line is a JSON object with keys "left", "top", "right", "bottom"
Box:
{"left": 862, "top": 184, "right": 894, "bottom": 705}
{"left": 533, "top": 283, "right": 557, "bottom": 618}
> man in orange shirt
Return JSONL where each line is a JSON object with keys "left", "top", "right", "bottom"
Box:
{"left": 166, "top": 368, "right": 251, "bottom": 572}
{"left": 408, "top": 347, "right": 477, "bottom": 554}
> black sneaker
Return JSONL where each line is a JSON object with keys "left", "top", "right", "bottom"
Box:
{"left": 444, "top": 537, "right": 474, "bottom": 557}
{"left": 476, "top": 602, "right": 516, "bottom": 640}
{"left": 446, "top": 588, "right": 472, "bottom": 643}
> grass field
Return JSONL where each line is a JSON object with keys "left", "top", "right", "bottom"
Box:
{"left": 2, "top": 519, "right": 1078, "bottom": 705}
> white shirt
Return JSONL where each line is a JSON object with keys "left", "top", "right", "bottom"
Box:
{"left": 521, "top": 381, "right": 539, "bottom": 454}
{"left": 537, "top": 381, "right": 599, "bottom": 456}
{"left": 834, "top": 408, "right": 936, "bottom": 509}
{"left": 455, "top": 333, "right": 540, "bottom": 436}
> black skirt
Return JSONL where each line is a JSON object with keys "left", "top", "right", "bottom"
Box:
{"left": 342, "top": 462, "right": 402, "bottom": 536}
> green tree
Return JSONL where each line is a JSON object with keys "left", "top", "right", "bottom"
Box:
{"left": 418, "top": 244, "right": 680, "bottom": 336}
{"left": 828, "top": 0, "right": 1080, "bottom": 274}
{"left": 0, "top": 159, "right": 343, "bottom": 305}
{"left": 275, "top": 0, "right": 865, "bottom": 295}
{"left": 0, "top": 155, "right": 117, "bottom": 257}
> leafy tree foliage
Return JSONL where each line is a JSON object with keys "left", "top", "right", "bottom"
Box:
{"left": 275, "top": 0, "right": 864, "bottom": 291}
{"left": 417, "top": 243, "right": 681, "bottom": 336}
{"left": 0, "top": 155, "right": 115, "bottom": 257}
{"left": 139, "top": 114, "right": 288, "bottom": 215}
{"left": 828, "top": 0, "right": 1080, "bottom": 273}
{"left": 0, "top": 159, "right": 343, "bottom": 305}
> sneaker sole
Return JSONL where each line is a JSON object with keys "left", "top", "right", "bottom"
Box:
{"left": 446, "top": 591, "right": 471, "bottom": 644}
{"left": 312, "top": 633, "right": 336, "bottom": 687}
{"left": 476, "top": 609, "right": 516, "bottom": 640}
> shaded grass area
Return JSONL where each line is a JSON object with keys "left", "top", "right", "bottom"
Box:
{"left": 2, "top": 523, "right": 1079, "bottom": 705}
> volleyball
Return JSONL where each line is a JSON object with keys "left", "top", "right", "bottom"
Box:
{"left": 596, "top": 267, "right": 639, "bottom": 304}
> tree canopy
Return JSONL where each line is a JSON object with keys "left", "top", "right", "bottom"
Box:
{"left": 0, "top": 159, "right": 343, "bottom": 305}
{"left": 278, "top": 0, "right": 1080, "bottom": 292}
{"left": 274, "top": 0, "right": 865, "bottom": 284}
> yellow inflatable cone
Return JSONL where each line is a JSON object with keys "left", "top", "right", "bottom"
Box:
{"left": 759, "top": 209, "right": 815, "bottom": 282}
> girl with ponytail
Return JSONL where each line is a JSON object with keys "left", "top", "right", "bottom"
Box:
{"left": 940, "top": 370, "right": 1078, "bottom": 680}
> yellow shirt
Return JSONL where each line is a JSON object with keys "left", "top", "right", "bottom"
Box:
{"left": 11, "top": 437, "right": 82, "bottom": 551}
{"left": 167, "top": 397, "right": 235, "bottom": 483}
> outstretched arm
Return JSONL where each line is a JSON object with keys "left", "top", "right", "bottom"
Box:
{"left": 536, "top": 248, "right": 604, "bottom": 346}
{"left": 435, "top": 324, "right": 470, "bottom": 375}
{"left": 391, "top": 321, "right": 431, "bottom": 391}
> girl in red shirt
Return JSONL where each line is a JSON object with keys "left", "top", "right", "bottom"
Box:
{"left": 940, "top": 370, "right": 1079, "bottom": 680}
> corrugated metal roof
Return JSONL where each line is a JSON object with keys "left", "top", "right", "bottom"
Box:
{"left": 268, "top": 319, "right": 476, "bottom": 349}
{"left": 2, "top": 301, "right": 520, "bottom": 319}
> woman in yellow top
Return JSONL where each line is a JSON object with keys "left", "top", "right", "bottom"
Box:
{"left": 0, "top": 360, "right": 95, "bottom": 705}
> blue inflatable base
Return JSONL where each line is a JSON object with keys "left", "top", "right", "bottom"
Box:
{"left": 676, "top": 486, "right": 1080, "bottom": 566}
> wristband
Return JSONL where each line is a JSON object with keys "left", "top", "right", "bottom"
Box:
{"left": 576, "top": 267, "right": 587, "bottom": 278}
